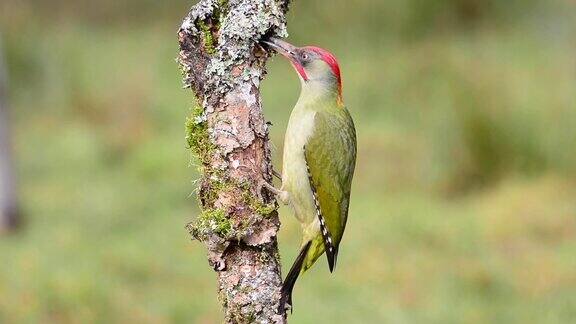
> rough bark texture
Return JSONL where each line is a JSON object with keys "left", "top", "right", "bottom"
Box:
{"left": 0, "top": 36, "right": 19, "bottom": 233}
{"left": 178, "top": 0, "right": 289, "bottom": 322}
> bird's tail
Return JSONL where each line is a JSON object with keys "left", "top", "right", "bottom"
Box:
{"left": 278, "top": 241, "right": 312, "bottom": 314}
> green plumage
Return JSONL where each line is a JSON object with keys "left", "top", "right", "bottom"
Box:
{"left": 281, "top": 82, "right": 357, "bottom": 272}
{"left": 266, "top": 37, "right": 357, "bottom": 312}
{"left": 302, "top": 108, "right": 356, "bottom": 271}
{"left": 279, "top": 90, "right": 356, "bottom": 311}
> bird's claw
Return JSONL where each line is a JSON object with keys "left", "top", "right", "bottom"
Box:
{"left": 256, "top": 180, "right": 266, "bottom": 201}
{"left": 271, "top": 169, "right": 282, "bottom": 180}
{"left": 259, "top": 179, "right": 290, "bottom": 205}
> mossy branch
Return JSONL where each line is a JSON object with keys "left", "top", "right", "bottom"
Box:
{"left": 178, "top": 0, "right": 290, "bottom": 322}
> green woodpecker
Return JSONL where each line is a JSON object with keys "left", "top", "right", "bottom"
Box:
{"left": 261, "top": 37, "right": 357, "bottom": 313}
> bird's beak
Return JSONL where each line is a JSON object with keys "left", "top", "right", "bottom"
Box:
{"left": 261, "top": 37, "right": 308, "bottom": 81}
{"left": 262, "top": 37, "right": 298, "bottom": 61}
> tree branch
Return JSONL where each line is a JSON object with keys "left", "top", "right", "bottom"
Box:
{"left": 177, "top": 0, "right": 290, "bottom": 322}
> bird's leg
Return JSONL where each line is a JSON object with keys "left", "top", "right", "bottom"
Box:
{"left": 259, "top": 179, "right": 290, "bottom": 205}
{"left": 261, "top": 180, "right": 283, "bottom": 196}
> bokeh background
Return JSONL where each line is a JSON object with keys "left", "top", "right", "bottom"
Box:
{"left": 1, "top": 0, "right": 576, "bottom": 323}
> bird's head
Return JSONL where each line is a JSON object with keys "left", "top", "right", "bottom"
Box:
{"left": 263, "top": 37, "right": 343, "bottom": 103}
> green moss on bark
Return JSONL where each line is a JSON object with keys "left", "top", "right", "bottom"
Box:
{"left": 196, "top": 20, "right": 217, "bottom": 54}
{"left": 243, "top": 190, "right": 277, "bottom": 216}
{"left": 189, "top": 207, "right": 231, "bottom": 240}
{"left": 185, "top": 105, "right": 213, "bottom": 166}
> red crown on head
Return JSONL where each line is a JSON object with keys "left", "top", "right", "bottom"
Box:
{"left": 304, "top": 46, "right": 343, "bottom": 102}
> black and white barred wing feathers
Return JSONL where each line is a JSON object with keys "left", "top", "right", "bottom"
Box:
{"left": 303, "top": 109, "right": 356, "bottom": 271}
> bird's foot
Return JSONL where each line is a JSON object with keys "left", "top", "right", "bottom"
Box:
{"left": 258, "top": 179, "right": 290, "bottom": 205}
{"left": 271, "top": 168, "right": 282, "bottom": 180}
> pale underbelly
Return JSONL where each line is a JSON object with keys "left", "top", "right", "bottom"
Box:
{"left": 282, "top": 150, "right": 317, "bottom": 226}
{"left": 281, "top": 110, "right": 318, "bottom": 229}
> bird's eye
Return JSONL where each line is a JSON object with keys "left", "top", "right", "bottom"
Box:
{"left": 301, "top": 53, "right": 309, "bottom": 60}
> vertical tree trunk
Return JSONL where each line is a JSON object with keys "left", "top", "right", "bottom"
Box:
{"left": 178, "top": 0, "right": 289, "bottom": 322}
{"left": 0, "top": 35, "right": 19, "bottom": 233}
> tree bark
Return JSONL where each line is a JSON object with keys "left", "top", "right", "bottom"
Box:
{"left": 0, "top": 35, "right": 20, "bottom": 233}
{"left": 178, "top": 0, "right": 289, "bottom": 322}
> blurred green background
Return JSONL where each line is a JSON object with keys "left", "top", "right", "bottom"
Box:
{"left": 1, "top": 0, "right": 576, "bottom": 323}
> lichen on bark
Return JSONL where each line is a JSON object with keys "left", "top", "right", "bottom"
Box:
{"left": 178, "top": 0, "right": 290, "bottom": 322}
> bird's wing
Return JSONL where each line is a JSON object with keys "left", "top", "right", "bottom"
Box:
{"left": 304, "top": 108, "right": 356, "bottom": 271}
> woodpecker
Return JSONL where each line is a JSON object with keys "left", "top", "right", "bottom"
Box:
{"left": 261, "top": 37, "right": 357, "bottom": 313}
